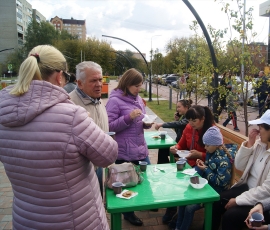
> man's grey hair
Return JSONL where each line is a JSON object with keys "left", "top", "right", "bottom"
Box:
{"left": 76, "top": 61, "right": 103, "bottom": 82}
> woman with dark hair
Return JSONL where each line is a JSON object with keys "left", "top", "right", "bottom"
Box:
{"left": 155, "top": 99, "right": 192, "bottom": 164}
{"left": 171, "top": 105, "right": 215, "bottom": 167}
{"left": 162, "top": 105, "right": 215, "bottom": 225}
{"left": 106, "top": 68, "right": 153, "bottom": 226}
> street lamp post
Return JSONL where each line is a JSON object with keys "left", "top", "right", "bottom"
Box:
{"left": 150, "top": 35, "right": 161, "bottom": 101}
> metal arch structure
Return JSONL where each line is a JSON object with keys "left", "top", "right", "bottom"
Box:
{"left": 102, "top": 35, "right": 153, "bottom": 101}
{"left": 102, "top": 35, "right": 149, "bottom": 71}
{"left": 182, "top": 0, "right": 219, "bottom": 122}
{"left": 106, "top": 50, "right": 133, "bottom": 68}
{"left": 109, "top": 59, "right": 125, "bottom": 74}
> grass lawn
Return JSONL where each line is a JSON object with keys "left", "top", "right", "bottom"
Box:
{"left": 139, "top": 90, "right": 177, "bottom": 123}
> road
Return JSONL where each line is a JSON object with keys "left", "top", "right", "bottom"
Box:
{"left": 145, "top": 82, "right": 260, "bottom": 137}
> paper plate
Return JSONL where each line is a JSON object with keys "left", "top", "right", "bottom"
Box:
{"left": 177, "top": 150, "right": 190, "bottom": 158}
{"left": 142, "top": 115, "right": 157, "bottom": 124}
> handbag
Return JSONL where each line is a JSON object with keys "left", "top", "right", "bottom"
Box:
{"left": 105, "top": 162, "right": 143, "bottom": 189}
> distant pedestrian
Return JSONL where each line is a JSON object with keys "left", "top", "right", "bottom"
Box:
{"left": 223, "top": 86, "right": 240, "bottom": 132}
{"left": 207, "top": 73, "right": 215, "bottom": 108}
{"left": 185, "top": 73, "right": 192, "bottom": 99}
{"left": 63, "top": 73, "right": 76, "bottom": 93}
{"left": 218, "top": 71, "right": 232, "bottom": 116}
{"left": 179, "top": 74, "right": 186, "bottom": 99}
{"left": 254, "top": 71, "right": 270, "bottom": 117}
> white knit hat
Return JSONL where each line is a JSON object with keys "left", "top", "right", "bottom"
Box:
{"left": 203, "top": 126, "right": 223, "bottom": 146}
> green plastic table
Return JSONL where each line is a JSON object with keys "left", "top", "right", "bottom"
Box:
{"left": 106, "top": 163, "right": 220, "bottom": 230}
{"left": 144, "top": 131, "right": 177, "bottom": 162}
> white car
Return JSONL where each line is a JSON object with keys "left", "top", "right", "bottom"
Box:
{"left": 237, "top": 82, "right": 258, "bottom": 107}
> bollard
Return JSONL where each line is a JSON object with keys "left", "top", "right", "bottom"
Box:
{"left": 169, "top": 87, "right": 172, "bottom": 109}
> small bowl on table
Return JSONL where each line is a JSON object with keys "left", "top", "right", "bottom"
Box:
{"left": 189, "top": 177, "right": 208, "bottom": 189}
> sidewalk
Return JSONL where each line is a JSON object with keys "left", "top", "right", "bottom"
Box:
{"left": 0, "top": 80, "right": 204, "bottom": 230}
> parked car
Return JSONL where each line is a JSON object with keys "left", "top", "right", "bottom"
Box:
{"left": 171, "top": 80, "right": 179, "bottom": 89}
{"left": 165, "top": 74, "right": 179, "bottom": 86}
{"left": 237, "top": 81, "right": 258, "bottom": 107}
{"left": 152, "top": 75, "right": 162, "bottom": 84}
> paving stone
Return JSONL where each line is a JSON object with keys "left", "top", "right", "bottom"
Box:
{"left": 3, "top": 221, "right": 12, "bottom": 230}
{"left": 0, "top": 222, "right": 7, "bottom": 230}
{"left": 1, "top": 216, "right": 11, "bottom": 222}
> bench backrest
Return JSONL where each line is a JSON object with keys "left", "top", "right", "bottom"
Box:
{"left": 216, "top": 124, "right": 248, "bottom": 185}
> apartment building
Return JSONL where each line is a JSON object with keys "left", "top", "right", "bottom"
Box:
{"left": 132, "top": 52, "right": 146, "bottom": 60}
{"left": 50, "top": 16, "right": 86, "bottom": 41}
{"left": 0, "top": 0, "right": 46, "bottom": 64}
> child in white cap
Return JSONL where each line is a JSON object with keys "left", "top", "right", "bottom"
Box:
{"left": 174, "top": 126, "right": 236, "bottom": 230}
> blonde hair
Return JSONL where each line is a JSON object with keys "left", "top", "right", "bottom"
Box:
{"left": 219, "top": 144, "right": 233, "bottom": 161}
{"left": 10, "top": 45, "right": 67, "bottom": 96}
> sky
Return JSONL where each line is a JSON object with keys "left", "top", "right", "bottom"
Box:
{"left": 28, "top": 0, "right": 269, "bottom": 61}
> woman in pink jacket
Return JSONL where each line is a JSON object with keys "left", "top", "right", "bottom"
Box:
{"left": 0, "top": 45, "right": 118, "bottom": 230}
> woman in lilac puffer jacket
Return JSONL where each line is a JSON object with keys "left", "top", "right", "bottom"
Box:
{"left": 0, "top": 45, "right": 118, "bottom": 230}
{"left": 106, "top": 68, "right": 153, "bottom": 226}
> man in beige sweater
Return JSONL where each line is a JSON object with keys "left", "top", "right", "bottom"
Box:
{"left": 69, "top": 61, "right": 109, "bottom": 196}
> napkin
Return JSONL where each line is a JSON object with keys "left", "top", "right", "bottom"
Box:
{"left": 180, "top": 168, "right": 197, "bottom": 176}
{"left": 116, "top": 189, "right": 138, "bottom": 200}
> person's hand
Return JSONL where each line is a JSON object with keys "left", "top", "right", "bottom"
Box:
{"left": 247, "top": 129, "right": 260, "bottom": 147}
{"left": 170, "top": 146, "right": 177, "bottom": 154}
{"left": 186, "top": 150, "right": 203, "bottom": 160}
{"left": 196, "top": 159, "right": 206, "bottom": 170}
{"left": 155, "top": 123, "right": 163, "bottom": 130}
{"left": 130, "top": 109, "right": 142, "bottom": 120}
{"left": 174, "top": 112, "right": 180, "bottom": 121}
{"left": 144, "top": 122, "right": 153, "bottom": 127}
{"left": 225, "top": 198, "right": 237, "bottom": 209}
{"left": 245, "top": 203, "right": 266, "bottom": 229}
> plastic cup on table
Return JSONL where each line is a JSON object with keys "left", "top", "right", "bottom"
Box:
{"left": 112, "top": 182, "right": 125, "bottom": 194}
{"left": 139, "top": 161, "right": 148, "bottom": 172}
{"left": 176, "top": 161, "right": 185, "bottom": 171}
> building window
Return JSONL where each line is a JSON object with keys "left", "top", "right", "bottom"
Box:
{"left": 16, "top": 0, "right": 22, "bottom": 7}
{"left": 27, "top": 8, "right": 32, "bottom": 14}
{"left": 17, "top": 16, "right": 23, "bottom": 23}
{"left": 17, "top": 24, "right": 23, "bottom": 32}
{"left": 17, "top": 8, "right": 22, "bottom": 14}
{"left": 18, "top": 39, "right": 23, "bottom": 45}
{"left": 28, "top": 15, "right": 32, "bottom": 23}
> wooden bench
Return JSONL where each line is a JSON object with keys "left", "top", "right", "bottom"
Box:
{"left": 216, "top": 124, "right": 248, "bottom": 184}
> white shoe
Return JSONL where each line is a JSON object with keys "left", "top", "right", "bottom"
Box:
{"left": 228, "top": 121, "right": 232, "bottom": 125}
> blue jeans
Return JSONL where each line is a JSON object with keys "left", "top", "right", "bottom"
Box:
{"left": 179, "top": 89, "right": 186, "bottom": 99}
{"left": 115, "top": 155, "right": 151, "bottom": 219}
{"left": 95, "top": 167, "right": 103, "bottom": 198}
{"left": 176, "top": 204, "right": 202, "bottom": 230}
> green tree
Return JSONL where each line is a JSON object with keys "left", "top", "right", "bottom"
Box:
{"left": 4, "top": 47, "right": 26, "bottom": 74}
{"left": 24, "top": 20, "right": 78, "bottom": 54}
